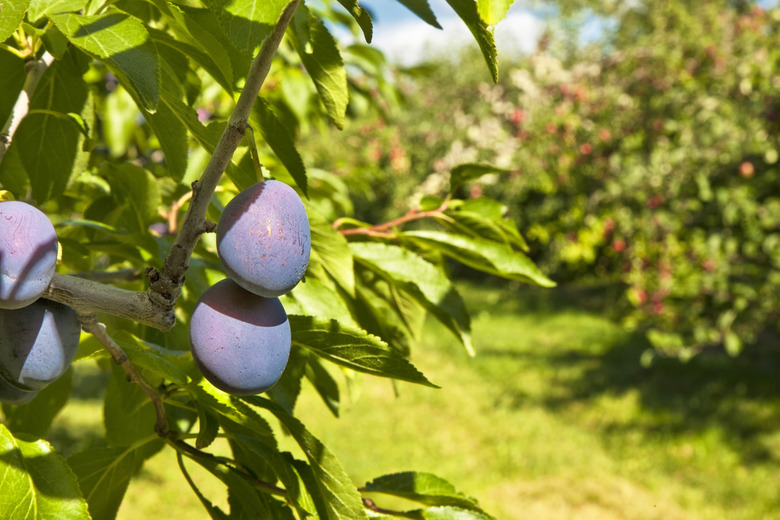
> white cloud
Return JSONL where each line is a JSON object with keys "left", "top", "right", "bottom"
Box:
{"left": 369, "top": 5, "right": 543, "bottom": 66}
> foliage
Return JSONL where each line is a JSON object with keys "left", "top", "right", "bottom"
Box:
{"left": 0, "top": 1, "right": 550, "bottom": 519}
{"left": 309, "top": 1, "right": 780, "bottom": 359}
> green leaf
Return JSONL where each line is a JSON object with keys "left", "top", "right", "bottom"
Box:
{"left": 104, "top": 366, "right": 164, "bottom": 462}
{"left": 290, "top": 315, "right": 438, "bottom": 387}
{"left": 207, "top": 0, "right": 291, "bottom": 52}
{"left": 285, "top": 276, "right": 356, "bottom": 326}
{"left": 195, "top": 401, "right": 221, "bottom": 450}
{"left": 336, "top": 0, "right": 373, "bottom": 42}
{"left": 308, "top": 206, "right": 355, "bottom": 296}
{"left": 411, "top": 506, "right": 497, "bottom": 519}
{"left": 350, "top": 242, "right": 474, "bottom": 355}
{"left": 402, "top": 230, "right": 554, "bottom": 287}
{"left": 113, "top": 331, "right": 191, "bottom": 385}
{"left": 242, "top": 396, "right": 368, "bottom": 520}
{"left": 0, "top": 424, "right": 90, "bottom": 520}
{"left": 0, "top": 0, "right": 28, "bottom": 42}
{"left": 143, "top": 99, "right": 188, "bottom": 180}
{"left": 251, "top": 98, "right": 308, "bottom": 196}
{"left": 449, "top": 163, "right": 510, "bottom": 195}
{"left": 52, "top": 8, "right": 161, "bottom": 112}
{"left": 27, "top": 0, "right": 81, "bottom": 23}
{"left": 476, "top": 0, "right": 514, "bottom": 25}
{"left": 193, "top": 383, "right": 277, "bottom": 444}
{"left": 1, "top": 49, "right": 89, "bottom": 203}
{"left": 289, "top": 6, "right": 348, "bottom": 129}
{"left": 443, "top": 0, "right": 498, "bottom": 82}
{"left": 394, "top": 0, "right": 442, "bottom": 28}
{"left": 177, "top": 453, "right": 230, "bottom": 520}
{"left": 441, "top": 207, "right": 528, "bottom": 252}
{"left": 106, "top": 163, "right": 163, "bottom": 231}
{"left": 364, "top": 472, "right": 483, "bottom": 511}
{"left": 305, "top": 357, "right": 340, "bottom": 417}
{"left": 2, "top": 368, "right": 72, "bottom": 438}
{"left": 147, "top": 4, "right": 234, "bottom": 93}
{"left": 67, "top": 446, "right": 137, "bottom": 520}
{"left": 0, "top": 49, "right": 25, "bottom": 128}
{"left": 266, "top": 345, "right": 308, "bottom": 414}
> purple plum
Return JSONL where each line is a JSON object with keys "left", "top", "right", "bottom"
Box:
{"left": 0, "top": 375, "right": 37, "bottom": 405}
{"left": 0, "top": 201, "right": 58, "bottom": 309}
{"left": 216, "top": 180, "right": 310, "bottom": 298}
{"left": 0, "top": 299, "right": 81, "bottom": 391}
{"left": 190, "top": 278, "right": 291, "bottom": 395}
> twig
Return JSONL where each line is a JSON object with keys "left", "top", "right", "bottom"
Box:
{"left": 150, "top": 0, "right": 301, "bottom": 302}
{"left": 79, "top": 313, "right": 169, "bottom": 436}
{"left": 0, "top": 51, "right": 55, "bottom": 164}
{"left": 335, "top": 201, "right": 452, "bottom": 237}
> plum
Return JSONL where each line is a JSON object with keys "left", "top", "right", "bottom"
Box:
{"left": 0, "top": 299, "right": 81, "bottom": 391}
{"left": 0, "top": 375, "right": 36, "bottom": 405}
{"left": 216, "top": 180, "right": 310, "bottom": 298}
{"left": 190, "top": 278, "right": 291, "bottom": 395}
{"left": 0, "top": 201, "right": 58, "bottom": 309}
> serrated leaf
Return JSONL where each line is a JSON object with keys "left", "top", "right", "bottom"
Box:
{"left": 364, "top": 472, "right": 483, "bottom": 511}
{"left": 443, "top": 0, "right": 498, "bottom": 82}
{"left": 395, "top": 0, "right": 442, "bottom": 28}
{"left": 243, "top": 396, "right": 368, "bottom": 520}
{"left": 285, "top": 276, "right": 356, "bottom": 326}
{"left": 193, "top": 383, "right": 278, "bottom": 443}
{"left": 336, "top": 0, "right": 373, "bottom": 42}
{"left": 207, "top": 0, "right": 290, "bottom": 52}
{"left": 52, "top": 8, "right": 161, "bottom": 112}
{"left": 0, "top": 424, "right": 90, "bottom": 520}
{"left": 104, "top": 366, "right": 164, "bottom": 462}
{"left": 106, "top": 163, "right": 162, "bottom": 231}
{"left": 113, "top": 331, "right": 191, "bottom": 385}
{"left": 67, "top": 446, "right": 137, "bottom": 520}
{"left": 195, "top": 401, "right": 221, "bottom": 450}
{"left": 350, "top": 242, "right": 474, "bottom": 355}
{"left": 402, "top": 230, "right": 555, "bottom": 287}
{"left": 2, "top": 368, "right": 72, "bottom": 438}
{"left": 290, "top": 314, "right": 437, "bottom": 387}
{"left": 143, "top": 97, "right": 188, "bottom": 180}
{"left": 441, "top": 209, "right": 528, "bottom": 252}
{"left": 308, "top": 206, "right": 355, "bottom": 296}
{"left": 305, "top": 357, "right": 340, "bottom": 417}
{"left": 0, "top": 0, "right": 28, "bottom": 42}
{"left": 27, "top": 0, "right": 82, "bottom": 23}
{"left": 177, "top": 453, "right": 230, "bottom": 520}
{"left": 449, "top": 163, "right": 510, "bottom": 195}
{"left": 289, "top": 6, "right": 348, "bottom": 129}
{"left": 147, "top": 4, "right": 234, "bottom": 93}
{"left": 477, "top": 0, "right": 514, "bottom": 25}
{"left": 251, "top": 98, "right": 308, "bottom": 196}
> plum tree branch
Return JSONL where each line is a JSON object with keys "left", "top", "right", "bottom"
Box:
{"left": 150, "top": 0, "right": 301, "bottom": 303}
{"left": 45, "top": 273, "right": 175, "bottom": 330}
{"left": 334, "top": 200, "right": 453, "bottom": 238}
{"left": 79, "top": 313, "right": 169, "bottom": 436}
{"left": 0, "top": 51, "right": 55, "bottom": 165}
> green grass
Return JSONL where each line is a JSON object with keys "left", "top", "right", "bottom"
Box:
{"left": 32, "top": 282, "right": 780, "bottom": 518}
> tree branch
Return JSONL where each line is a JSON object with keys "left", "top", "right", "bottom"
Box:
{"left": 150, "top": 0, "right": 301, "bottom": 301}
{"left": 45, "top": 272, "right": 175, "bottom": 331}
{"left": 0, "top": 51, "right": 54, "bottom": 165}
{"left": 79, "top": 313, "right": 169, "bottom": 436}
{"left": 335, "top": 201, "right": 452, "bottom": 237}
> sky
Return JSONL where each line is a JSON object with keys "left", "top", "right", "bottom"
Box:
{"left": 353, "top": 1, "right": 545, "bottom": 65}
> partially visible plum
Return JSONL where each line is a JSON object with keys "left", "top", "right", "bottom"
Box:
{"left": 190, "top": 278, "right": 291, "bottom": 395}
{"left": 216, "top": 180, "right": 310, "bottom": 298}
{"left": 0, "top": 201, "right": 58, "bottom": 309}
{"left": 0, "top": 299, "right": 81, "bottom": 391}
{"left": 0, "top": 375, "right": 36, "bottom": 405}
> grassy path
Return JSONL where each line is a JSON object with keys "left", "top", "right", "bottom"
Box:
{"left": 48, "top": 283, "right": 780, "bottom": 519}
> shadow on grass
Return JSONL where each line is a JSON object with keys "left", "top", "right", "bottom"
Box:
{"left": 471, "top": 281, "right": 780, "bottom": 465}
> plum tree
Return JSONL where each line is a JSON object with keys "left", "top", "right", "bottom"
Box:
{"left": 0, "top": 201, "right": 58, "bottom": 310}
{"left": 216, "top": 180, "right": 310, "bottom": 298}
{"left": 190, "top": 277, "right": 291, "bottom": 395}
{"left": 0, "top": 375, "right": 37, "bottom": 405}
{"left": 0, "top": 299, "right": 81, "bottom": 391}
